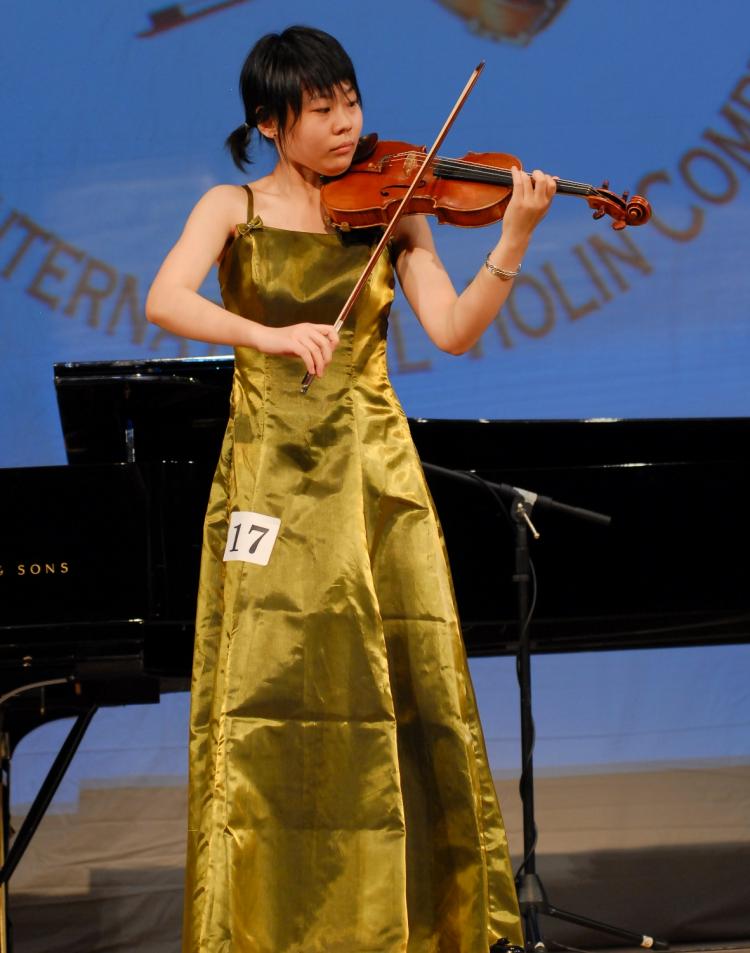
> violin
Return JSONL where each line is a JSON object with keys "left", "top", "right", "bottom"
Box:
{"left": 322, "top": 133, "right": 651, "bottom": 232}
{"left": 302, "top": 61, "right": 650, "bottom": 394}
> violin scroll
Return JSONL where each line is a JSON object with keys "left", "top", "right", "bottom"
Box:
{"left": 587, "top": 184, "right": 651, "bottom": 231}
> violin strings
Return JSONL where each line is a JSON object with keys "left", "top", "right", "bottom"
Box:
{"left": 435, "top": 157, "right": 594, "bottom": 195}
{"left": 379, "top": 152, "right": 595, "bottom": 196}
{"left": 432, "top": 154, "right": 588, "bottom": 191}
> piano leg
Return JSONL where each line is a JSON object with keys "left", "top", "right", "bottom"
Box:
{"left": 0, "top": 708, "right": 97, "bottom": 887}
{"left": 0, "top": 732, "right": 9, "bottom": 953}
{"left": 0, "top": 706, "right": 97, "bottom": 952}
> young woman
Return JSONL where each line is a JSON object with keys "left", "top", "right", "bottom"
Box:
{"left": 147, "top": 25, "right": 555, "bottom": 953}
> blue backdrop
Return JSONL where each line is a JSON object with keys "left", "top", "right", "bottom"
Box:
{"left": 2, "top": 0, "right": 749, "bottom": 808}
{"left": 3, "top": 0, "right": 750, "bottom": 468}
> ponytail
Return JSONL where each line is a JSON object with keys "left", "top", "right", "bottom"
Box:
{"left": 225, "top": 122, "right": 252, "bottom": 172}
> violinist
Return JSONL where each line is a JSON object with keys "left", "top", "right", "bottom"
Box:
{"left": 146, "top": 24, "right": 555, "bottom": 953}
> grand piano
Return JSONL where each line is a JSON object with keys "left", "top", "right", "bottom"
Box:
{"left": 0, "top": 355, "right": 749, "bottom": 948}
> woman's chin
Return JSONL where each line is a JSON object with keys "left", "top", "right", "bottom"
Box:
{"left": 319, "top": 153, "right": 354, "bottom": 177}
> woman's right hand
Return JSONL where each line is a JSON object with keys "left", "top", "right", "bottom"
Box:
{"left": 145, "top": 186, "right": 340, "bottom": 374}
{"left": 251, "top": 323, "right": 340, "bottom": 377}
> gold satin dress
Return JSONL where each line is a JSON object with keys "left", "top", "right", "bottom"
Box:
{"left": 184, "top": 187, "right": 522, "bottom": 953}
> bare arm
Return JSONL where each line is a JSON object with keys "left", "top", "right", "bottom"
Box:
{"left": 394, "top": 167, "right": 556, "bottom": 355}
{"left": 146, "top": 185, "right": 338, "bottom": 376}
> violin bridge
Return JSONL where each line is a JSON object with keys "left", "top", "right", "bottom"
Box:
{"left": 403, "top": 152, "right": 420, "bottom": 177}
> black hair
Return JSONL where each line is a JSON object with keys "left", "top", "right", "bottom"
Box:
{"left": 225, "top": 25, "right": 361, "bottom": 172}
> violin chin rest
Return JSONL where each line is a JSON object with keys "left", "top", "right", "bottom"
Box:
{"left": 352, "top": 132, "right": 379, "bottom": 164}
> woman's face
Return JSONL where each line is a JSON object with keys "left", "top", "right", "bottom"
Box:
{"left": 278, "top": 84, "right": 363, "bottom": 177}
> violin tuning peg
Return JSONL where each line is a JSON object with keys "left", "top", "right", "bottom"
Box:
{"left": 601, "top": 180, "right": 610, "bottom": 190}
{"left": 622, "top": 190, "right": 630, "bottom": 200}
{"left": 592, "top": 208, "right": 605, "bottom": 220}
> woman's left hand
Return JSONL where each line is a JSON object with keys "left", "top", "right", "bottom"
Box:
{"left": 501, "top": 166, "right": 557, "bottom": 241}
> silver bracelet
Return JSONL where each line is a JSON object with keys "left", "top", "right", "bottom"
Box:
{"left": 484, "top": 254, "right": 521, "bottom": 280}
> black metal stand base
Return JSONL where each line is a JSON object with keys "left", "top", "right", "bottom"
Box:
{"left": 518, "top": 872, "right": 669, "bottom": 952}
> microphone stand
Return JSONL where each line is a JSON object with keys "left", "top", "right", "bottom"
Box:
{"left": 422, "top": 463, "right": 669, "bottom": 953}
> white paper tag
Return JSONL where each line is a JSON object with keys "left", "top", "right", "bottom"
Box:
{"left": 223, "top": 511, "right": 281, "bottom": 566}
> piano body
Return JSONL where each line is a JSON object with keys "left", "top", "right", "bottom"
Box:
{"left": 0, "top": 355, "right": 749, "bottom": 948}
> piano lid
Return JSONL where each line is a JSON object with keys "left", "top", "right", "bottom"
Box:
{"left": 50, "top": 357, "right": 750, "bottom": 655}
{"left": 54, "top": 356, "right": 750, "bottom": 468}
{"left": 54, "top": 355, "right": 235, "bottom": 465}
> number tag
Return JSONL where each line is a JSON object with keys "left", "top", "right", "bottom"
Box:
{"left": 223, "top": 511, "right": 281, "bottom": 566}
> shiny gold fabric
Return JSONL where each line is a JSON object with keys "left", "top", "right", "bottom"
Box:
{"left": 184, "top": 187, "right": 522, "bottom": 953}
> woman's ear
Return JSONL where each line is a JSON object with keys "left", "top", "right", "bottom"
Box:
{"left": 256, "top": 110, "right": 277, "bottom": 142}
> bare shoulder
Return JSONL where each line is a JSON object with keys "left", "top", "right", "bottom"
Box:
{"left": 189, "top": 184, "right": 247, "bottom": 231}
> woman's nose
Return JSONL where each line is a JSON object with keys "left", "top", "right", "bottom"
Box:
{"left": 331, "top": 105, "right": 352, "bottom": 133}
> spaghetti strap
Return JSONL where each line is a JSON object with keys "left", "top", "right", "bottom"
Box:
{"left": 242, "top": 184, "right": 254, "bottom": 223}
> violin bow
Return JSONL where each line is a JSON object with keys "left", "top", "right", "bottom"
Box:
{"left": 300, "top": 61, "right": 486, "bottom": 394}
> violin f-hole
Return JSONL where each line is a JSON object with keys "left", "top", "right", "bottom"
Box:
{"left": 380, "top": 181, "right": 427, "bottom": 198}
